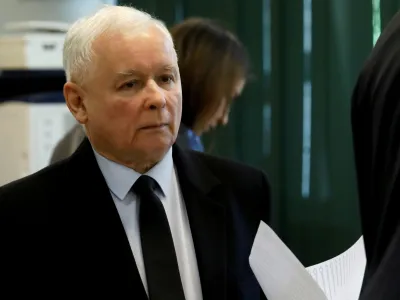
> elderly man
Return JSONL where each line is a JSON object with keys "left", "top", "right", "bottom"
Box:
{"left": 0, "top": 5, "right": 270, "bottom": 300}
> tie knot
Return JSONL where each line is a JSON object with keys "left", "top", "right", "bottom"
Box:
{"left": 132, "top": 175, "right": 158, "bottom": 197}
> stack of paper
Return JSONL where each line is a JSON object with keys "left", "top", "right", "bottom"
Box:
{"left": 249, "top": 222, "right": 366, "bottom": 300}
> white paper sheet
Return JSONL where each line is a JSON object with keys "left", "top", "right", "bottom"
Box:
{"left": 305, "top": 236, "right": 365, "bottom": 300}
{"left": 249, "top": 222, "right": 366, "bottom": 300}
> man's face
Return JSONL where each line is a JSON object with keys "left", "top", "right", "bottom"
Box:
{"left": 70, "top": 26, "right": 182, "bottom": 167}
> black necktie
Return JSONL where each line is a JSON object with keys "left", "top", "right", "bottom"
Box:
{"left": 132, "top": 175, "right": 186, "bottom": 300}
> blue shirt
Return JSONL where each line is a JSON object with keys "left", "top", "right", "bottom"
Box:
{"left": 176, "top": 124, "right": 204, "bottom": 152}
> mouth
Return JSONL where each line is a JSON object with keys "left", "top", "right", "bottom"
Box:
{"left": 141, "top": 123, "right": 168, "bottom": 130}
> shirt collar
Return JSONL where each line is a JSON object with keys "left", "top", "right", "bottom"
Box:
{"left": 93, "top": 147, "right": 173, "bottom": 200}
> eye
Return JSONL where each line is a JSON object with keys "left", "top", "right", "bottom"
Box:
{"left": 121, "top": 79, "right": 139, "bottom": 89}
{"left": 159, "top": 74, "right": 174, "bottom": 85}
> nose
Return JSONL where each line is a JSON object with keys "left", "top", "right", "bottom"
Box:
{"left": 220, "top": 113, "right": 229, "bottom": 126}
{"left": 222, "top": 114, "right": 229, "bottom": 125}
{"left": 144, "top": 80, "right": 166, "bottom": 110}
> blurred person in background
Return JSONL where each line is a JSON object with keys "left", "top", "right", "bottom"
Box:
{"left": 171, "top": 17, "right": 248, "bottom": 152}
{"left": 49, "top": 17, "right": 248, "bottom": 163}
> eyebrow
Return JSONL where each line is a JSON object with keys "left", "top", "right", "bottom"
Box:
{"left": 115, "top": 65, "right": 178, "bottom": 79}
{"left": 116, "top": 69, "right": 141, "bottom": 79}
{"left": 162, "top": 65, "right": 178, "bottom": 75}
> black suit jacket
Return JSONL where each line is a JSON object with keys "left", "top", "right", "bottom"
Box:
{"left": 0, "top": 138, "right": 270, "bottom": 300}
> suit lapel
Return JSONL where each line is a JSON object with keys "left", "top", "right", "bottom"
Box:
{"left": 67, "top": 140, "right": 227, "bottom": 299}
{"left": 66, "top": 138, "right": 147, "bottom": 299}
{"left": 173, "top": 145, "right": 227, "bottom": 300}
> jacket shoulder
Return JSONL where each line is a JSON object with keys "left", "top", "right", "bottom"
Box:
{"left": 0, "top": 160, "right": 68, "bottom": 222}
{"left": 190, "top": 150, "right": 269, "bottom": 183}
{"left": 189, "top": 150, "right": 271, "bottom": 224}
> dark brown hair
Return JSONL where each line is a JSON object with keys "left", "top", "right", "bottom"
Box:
{"left": 170, "top": 18, "right": 250, "bottom": 131}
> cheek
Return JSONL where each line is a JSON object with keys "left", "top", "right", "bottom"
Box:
{"left": 107, "top": 98, "right": 138, "bottom": 119}
{"left": 168, "top": 91, "right": 182, "bottom": 120}
{"left": 95, "top": 98, "right": 139, "bottom": 134}
{"left": 175, "top": 98, "right": 182, "bottom": 119}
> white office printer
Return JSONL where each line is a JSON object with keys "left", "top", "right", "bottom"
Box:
{"left": 0, "top": 22, "right": 77, "bottom": 186}
{"left": 0, "top": 97, "right": 76, "bottom": 186}
{"left": 0, "top": 1, "right": 116, "bottom": 185}
{"left": 0, "top": 21, "right": 68, "bottom": 69}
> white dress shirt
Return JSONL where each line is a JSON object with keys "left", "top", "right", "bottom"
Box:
{"left": 93, "top": 147, "right": 203, "bottom": 300}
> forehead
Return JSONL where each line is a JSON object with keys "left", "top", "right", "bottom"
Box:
{"left": 94, "top": 26, "right": 177, "bottom": 74}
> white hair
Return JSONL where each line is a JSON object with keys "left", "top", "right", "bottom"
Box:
{"left": 63, "top": 5, "right": 172, "bottom": 84}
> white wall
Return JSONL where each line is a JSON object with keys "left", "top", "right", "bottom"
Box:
{"left": 0, "top": 0, "right": 116, "bottom": 32}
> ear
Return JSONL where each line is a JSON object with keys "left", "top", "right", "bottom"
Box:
{"left": 63, "top": 82, "right": 88, "bottom": 124}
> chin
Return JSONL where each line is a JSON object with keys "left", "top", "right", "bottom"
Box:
{"left": 144, "top": 139, "right": 173, "bottom": 154}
